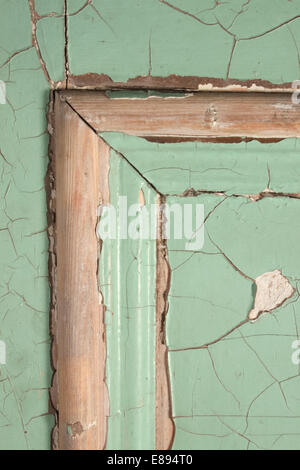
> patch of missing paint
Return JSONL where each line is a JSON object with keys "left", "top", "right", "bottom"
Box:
{"left": 248, "top": 270, "right": 295, "bottom": 321}
{"left": 68, "top": 73, "right": 296, "bottom": 93}
{"left": 139, "top": 188, "right": 146, "bottom": 207}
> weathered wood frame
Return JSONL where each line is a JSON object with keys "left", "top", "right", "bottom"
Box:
{"left": 52, "top": 89, "right": 300, "bottom": 450}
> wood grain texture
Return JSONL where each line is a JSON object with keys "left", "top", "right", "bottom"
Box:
{"left": 54, "top": 96, "right": 108, "bottom": 450}
{"left": 54, "top": 89, "right": 300, "bottom": 451}
{"left": 62, "top": 90, "right": 300, "bottom": 139}
{"left": 155, "top": 195, "right": 175, "bottom": 450}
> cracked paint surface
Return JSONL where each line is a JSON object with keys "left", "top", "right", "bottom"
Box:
{"left": 167, "top": 195, "right": 300, "bottom": 449}
{"left": 166, "top": 195, "right": 300, "bottom": 450}
{"left": 99, "top": 149, "right": 157, "bottom": 450}
{"left": 67, "top": 0, "right": 300, "bottom": 83}
{"left": 1, "top": 0, "right": 300, "bottom": 450}
{"left": 167, "top": 194, "right": 300, "bottom": 450}
{"left": 0, "top": 0, "right": 63, "bottom": 449}
{"left": 100, "top": 133, "right": 300, "bottom": 196}
{"left": 102, "top": 133, "right": 300, "bottom": 450}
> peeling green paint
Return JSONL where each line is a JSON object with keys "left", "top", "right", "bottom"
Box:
{"left": 36, "top": 16, "right": 65, "bottom": 83}
{"left": 100, "top": 149, "right": 157, "bottom": 450}
{"left": 166, "top": 194, "right": 300, "bottom": 450}
{"left": 67, "top": 0, "right": 300, "bottom": 83}
{"left": 100, "top": 132, "right": 300, "bottom": 195}
{"left": 1, "top": 0, "right": 300, "bottom": 450}
{"left": 157, "top": 192, "right": 300, "bottom": 450}
{"left": 35, "top": 0, "right": 64, "bottom": 16}
{"left": 166, "top": 210, "right": 299, "bottom": 450}
{"left": 100, "top": 134, "right": 300, "bottom": 450}
{"left": 0, "top": 0, "right": 55, "bottom": 450}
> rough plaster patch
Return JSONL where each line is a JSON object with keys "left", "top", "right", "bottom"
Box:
{"left": 248, "top": 270, "right": 295, "bottom": 321}
{"left": 197, "top": 83, "right": 296, "bottom": 93}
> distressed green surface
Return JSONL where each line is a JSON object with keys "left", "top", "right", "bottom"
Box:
{"left": 100, "top": 133, "right": 300, "bottom": 195}
{"left": 99, "top": 149, "right": 157, "bottom": 450}
{"left": 1, "top": 0, "right": 300, "bottom": 450}
{"left": 36, "top": 17, "right": 65, "bottom": 83}
{"left": 102, "top": 134, "right": 300, "bottom": 450}
{"left": 0, "top": 0, "right": 62, "bottom": 449}
{"left": 167, "top": 195, "right": 300, "bottom": 450}
{"left": 35, "top": 0, "right": 64, "bottom": 15}
{"left": 68, "top": 0, "right": 300, "bottom": 83}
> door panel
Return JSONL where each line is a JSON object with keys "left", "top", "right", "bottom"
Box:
{"left": 167, "top": 195, "right": 300, "bottom": 450}
{"left": 99, "top": 148, "right": 157, "bottom": 449}
{"left": 101, "top": 133, "right": 300, "bottom": 450}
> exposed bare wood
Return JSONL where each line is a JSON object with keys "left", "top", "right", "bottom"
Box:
{"left": 155, "top": 195, "right": 175, "bottom": 450}
{"left": 53, "top": 87, "right": 300, "bottom": 451}
{"left": 98, "top": 137, "right": 110, "bottom": 206}
{"left": 68, "top": 73, "right": 296, "bottom": 93}
{"left": 97, "top": 137, "right": 110, "bottom": 451}
{"left": 62, "top": 90, "right": 300, "bottom": 139}
{"left": 54, "top": 96, "right": 108, "bottom": 450}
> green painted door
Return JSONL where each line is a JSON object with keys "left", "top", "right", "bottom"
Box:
{"left": 100, "top": 133, "right": 300, "bottom": 450}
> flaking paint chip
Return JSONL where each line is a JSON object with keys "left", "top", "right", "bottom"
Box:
{"left": 248, "top": 270, "right": 295, "bottom": 321}
{"left": 139, "top": 188, "right": 146, "bottom": 206}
